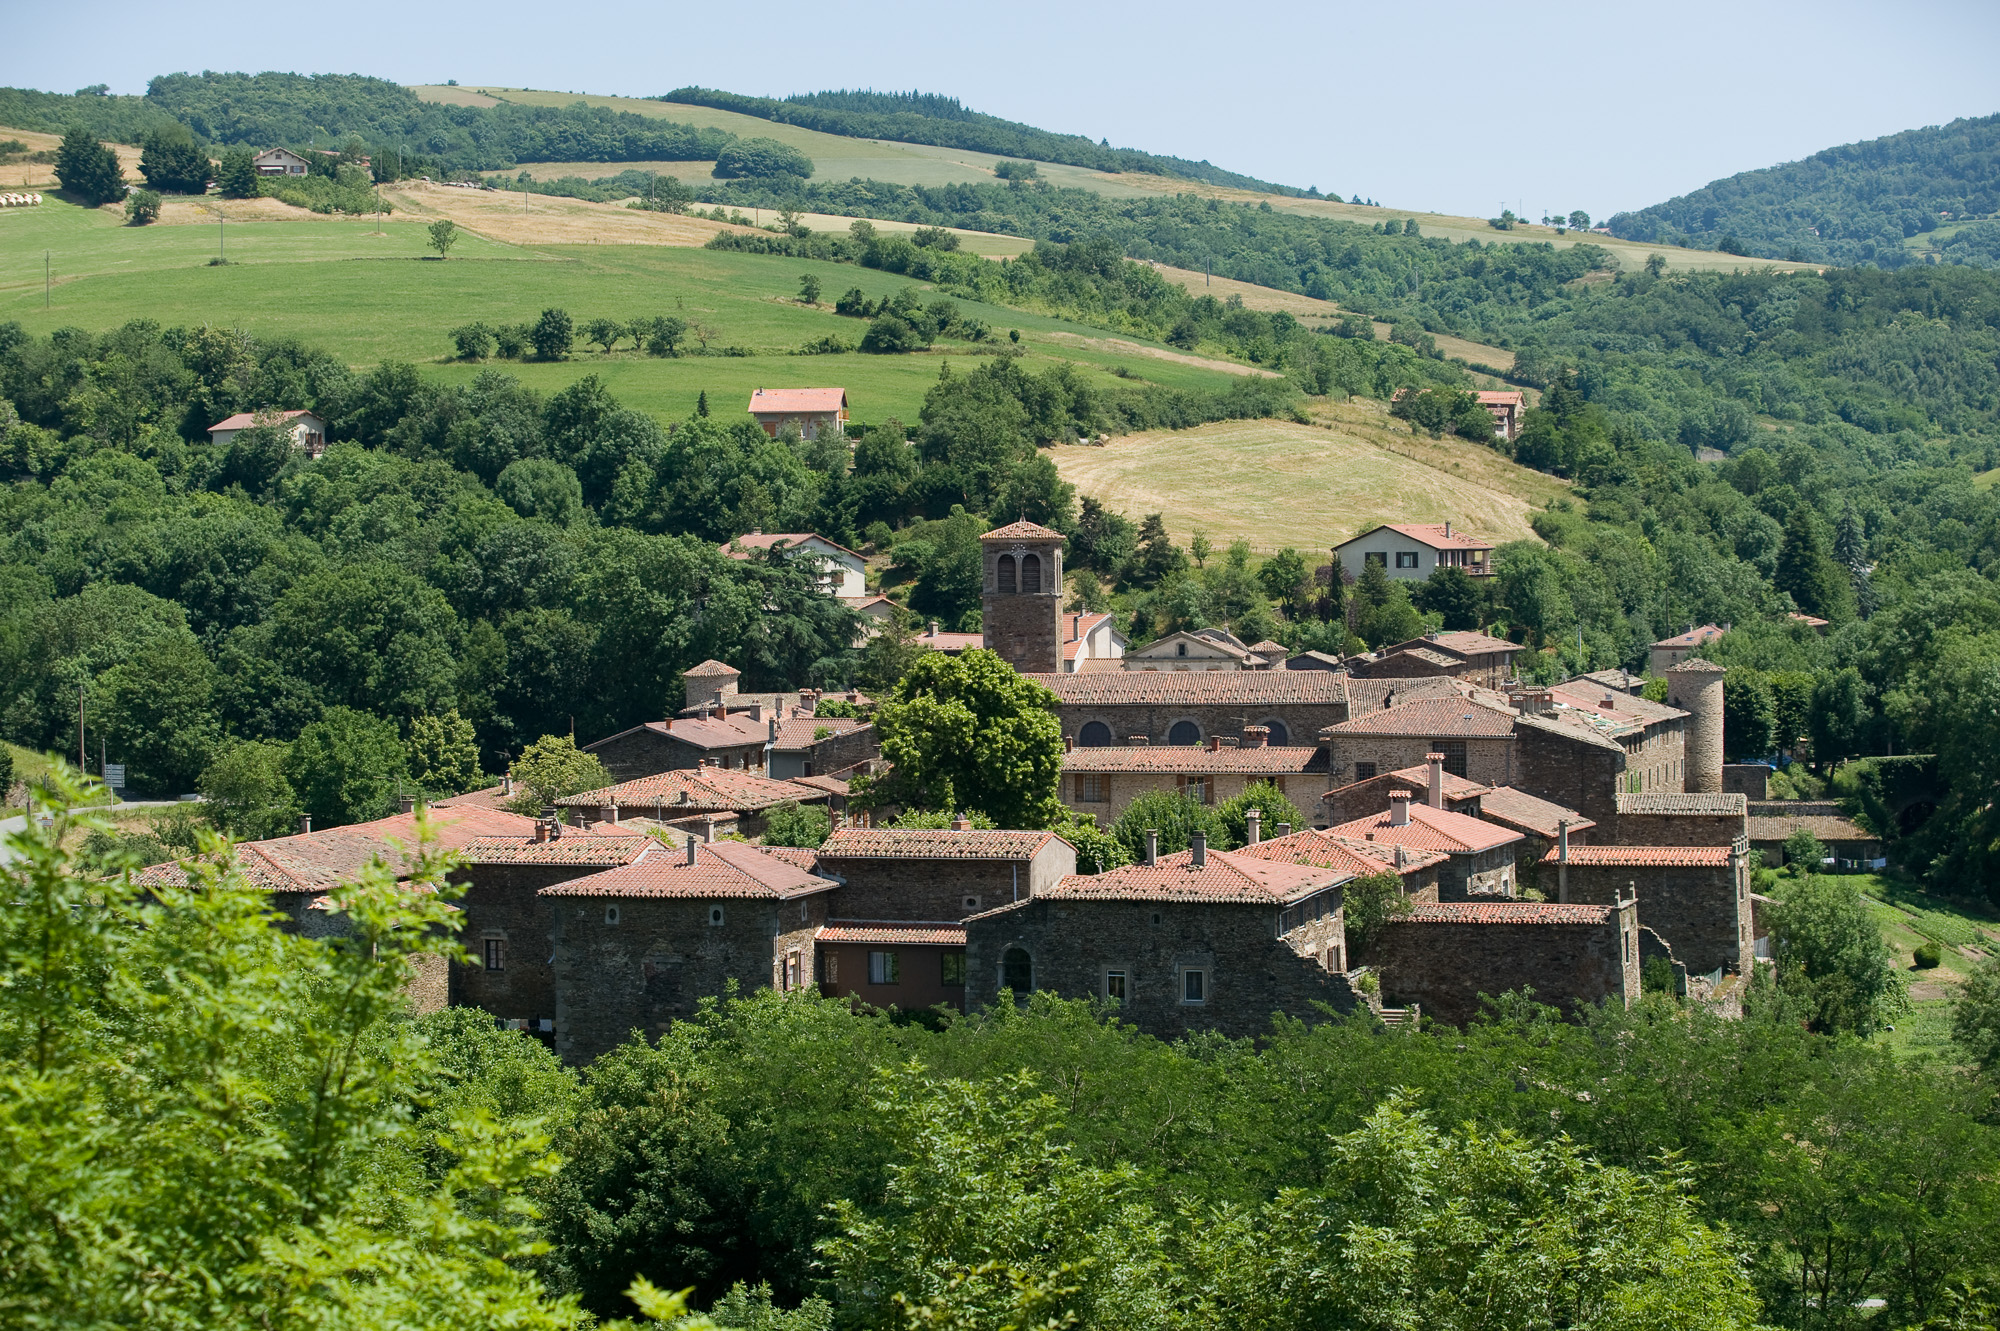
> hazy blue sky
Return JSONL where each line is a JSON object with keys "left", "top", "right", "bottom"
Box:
{"left": 7, "top": 0, "right": 1997, "bottom": 218}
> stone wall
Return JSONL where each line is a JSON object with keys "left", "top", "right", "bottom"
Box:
{"left": 768, "top": 724, "right": 879, "bottom": 780}
{"left": 1608, "top": 803, "right": 1746, "bottom": 847}
{"left": 1435, "top": 846, "right": 1519, "bottom": 901}
{"left": 450, "top": 862, "right": 604, "bottom": 1025}
{"left": 1560, "top": 858, "right": 1751, "bottom": 976}
{"left": 820, "top": 942, "right": 966, "bottom": 1013}
{"left": 588, "top": 728, "right": 762, "bottom": 782}
{"left": 1723, "top": 764, "right": 1770, "bottom": 799}
{"left": 1062, "top": 769, "right": 1326, "bottom": 825}
{"left": 1365, "top": 903, "right": 1639, "bottom": 1026}
{"left": 1322, "top": 735, "right": 1516, "bottom": 789}
{"left": 1061, "top": 702, "right": 1347, "bottom": 751}
{"left": 965, "top": 897, "right": 1362, "bottom": 1041}
{"left": 982, "top": 538, "right": 1063, "bottom": 674}
{"left": 1513, "top": 720, "right": 1625, "bottom": 827}
{"left": 818, "top": 843, "right": 1073, "bottom": 922}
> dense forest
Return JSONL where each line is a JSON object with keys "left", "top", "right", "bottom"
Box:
{"left": 1609, "top": 112, "right": 2000, "bottom": 267}
{"left": 661, "top": 86, "right": 1308, "bottom": 194}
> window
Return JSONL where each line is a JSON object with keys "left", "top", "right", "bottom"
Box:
{"left": 1181, "top": 968, "right": 1207, "bottom": 1004}
{"left": 1364, "top": 551, "right": 1387, "bottom": 567}
{"left": 1264, "top": 720, "right": 1290, "bottom": 745}
{"left": 1184, "top": 775, "right": 1211, "bottom": 804}
{"left": 868, "top": 950, "right": 899, "bottom": 984}
{"left": 1168, "top": 720, "right": 1201, "bottom": 746}
{"left": 1078, "top": 721, "right": 1113, "bottom": 747}
{"left": 1354, "top": 761, "right": 1378, "bottom": 781}
{"left": 997, "top": 554, "right": 1016, "bottom": 593}
{"left": 1002, "top": 947, "right": 1032, "bottom": 993}
{"left": 1104, "top": 969, "right": 1127, "bottom": 1003}
{"left": 784, "top": 950, "right": 802, "bottom": 990}
{"left": 1176, "top": 641, "right": 1188, "bottom": 657}
{"left": 604, "top": 905, "right": 620, "bottom": 925}
{"left": 1150, "top": 911, "right": 1162, "bottom": 926}
{"left": 483, "top": 938, "right": 505, "bottom": 971}
{"left": 1395, "top": 551, "right": 1420, "bottom": 569}
{"left": 1076, "top": 774, "right": 1105, "bottom": 803}
{"left": 1021, "top": 552, "right": 1041, "bottom": 593}
{"left": 708, "top": 905, "right": 726, "bottom": 926}
{"left": 964, "top": 894, "right": 982, "bottom": 911}
{"left": 941, "top": 951, "right": 966, "bottom": 985}
{"left": 1432, "top": 740, "right": 1468, "bottom": 778}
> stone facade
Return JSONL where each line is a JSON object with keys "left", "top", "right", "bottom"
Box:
{"left": 1549, "top": 843, "right": 1752, "bottom": 976}
{"left": 1722, "top": 764, "right": 1772, "bottom": 798}
{"left": 965, "top": 896, "right": 1363, "bottom": 1041}
{"left": 586, "top": 722, "right": 766, "bottom": 781}
{"left": 1608, "top": 793, "right": 1747, "bottom": 847}
{"left": 1321, "top": 732, "right": 1516, "bottom": 789}
{"left": 813, "top": 832, "right": 1076, "bottom": 922}
{"left": 1665, "top": 658, "right": 1726, "bottom": 794}
{"left": 767, "top": 721, "right": 879, "bottom": 780}
{"left": 1436, "top": 845, "right": 1520, "bottom": 901}
{"left": 1511, "top": 715, "right": 1627, "bottom": 828}
{"left": 817, "top": 923, "right": 968, "bottom": 1013}
{"left": 981, "top": 522, "right": 1064, "bottom": 674}
{"left": 1365, "top": 900, "right": 1640, "bottom": 1026}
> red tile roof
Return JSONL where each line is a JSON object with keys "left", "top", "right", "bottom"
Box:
{"left": 132, "top": 805, "right": 539, "bottom": 893}
{"left": 720, "top": 531, "right": 862, "bottom": 561}
{"left": 770, "top": 716, "right": 871, "bottom": 751}
{"left": 590, "top": 715, "right": 769, "bottom": 752}
{"left": 1652, "top": 624, "right": 1725, "bottom": 650}
{"left": 1746, "top": 814, "right": 1876, "bottom": 843}
{"left": 817, "top": 828, "right": 1061, "bottom": 860}
{"left": 1323, "top": 696, "right": 1516, "bottom": 738}
{"left": 1427, "top": 631, "right": 1521, "bottom": 657}
{"left": 1043, "top": 847, "right": 1345, "bottom": 905}
{"left": 1061, "top": 745, "right": 1324, "bottom": 774}
{"left": 748, "top": 388, "right": 847, "bottom": 414}
{"left": 980, "top": 520, "right": 1065, "bottom": 541}
{"left": 1061, "top": 611, "right": 1115, "bottom": 662}
{"left": 1326, "top": 802, "right": 1523, "bottom": 855}
{"left": 1396, "top": 901, "right": 1616, "bottom": 925}
{"left": 541, "top": 840, "right": 836, "bottom": 898}
{"left": 1474, "top": 391, "right": 1525, "bottom": 407}
{"left": 209, "top": 409, "right": 319, "bottom": 432}
{"left": 1378, "top": 523, "right": 1494, "bottom": 551}
{"left": 462, "top": 830, "right": 652, "bottom": 866}
{"left": 1196, "top": 828, "right": 1447, "bottom": 878}
{"left": 788, "top": 774, "right": 853, "bottom": 797}
{"left": 559, "top": 768, "right": 827, "bottom": 814}
{"left": 1788, "top": 611, "right": 1830, "bottom": 629}
{"left": 1538, "top": 845, "right": 1732, "bottom": 867}
{"left": 1475, "top": 786, "right": 1595, "bottom": 838}
{"left": 757, "top": 845, "right": 823, "bottom": 872}
{"left": 818, "top": 920, "right": 967, "bottom": 946}
{"left": 1546, "top": 681, "right": 1685, "bottom": 726}
{"left": 1033, "top": 671, "right": 1353, "bottom": 707}
{"left": 918, "top": 627, "right": 985, "bottom": 651}
{"left": 684, "top": 659, "right": 741, "bottom": 678}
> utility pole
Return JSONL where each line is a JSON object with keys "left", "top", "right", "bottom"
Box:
{"left": 45, "top": 250, "right": 50, "bottom": 306}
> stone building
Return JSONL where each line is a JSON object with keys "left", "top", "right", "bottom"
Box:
{"left": 1350, "top": 631, "right": 1524, "bottom": 689}
{"left": 544, "top": 839, "right": 838, "bottom": 1063}
{"left": 766, "top": 716, "right": 878, "bottom": 780}
{"left": 1663, "top": 658, "right": 1727, "bottom": 794}
{"left": 1648, "top": 625, "right": 1726, "bottom": 676}
{"left": 556, "top": 767, "right": 831, "bottom": 837}
{"left": 1229, "top": 822, "right": 1451, "bottom": 922}
{"left": 811, "top": 827, "right": 1076, "bottom": 923}
{"left": 1040, "top": 670, "right": 1460, "bottom": 752}
{"left": 1607, "top": 792, "right": 1746, "bottom": 847}
{"left": 1325, "top": 790, "right": 1523, "bottom": 899}
{"left": 1320, "top": 758, "right": 1489, "bottom": 826}
{"left": 1746, "top": 801, "right": 1884, "bottom": 868}
{"left": 1320, "top": 696, "right": 1519, "bottom": 786}
{"left": 815, "top": 920, "right": 969, "bottom": 1013}
{"left": 1059, "top": 732, "right": 1328, "bottom": 823}
{"left": 1123, "top": 627, "right": 1280, "bottom": 672}
{"left": 1365, "top": 899, "right": 1641, "bottom": 1026}
{"left": 1541, "top": 840, "right": 1753, "bottom": 976}
{"left": 585, "top": 714, "right": 774, "bottom": 779}
{"left": 964, "top": 836, "right": 1366, "bottom": 1040}
{"left": 981, "top": 520, "right": 1065, "bottom": 674}
{"left": 1477, "top": 785, "right": 1596, "bottom": 894}
{"left": 1509, "top": 712, "right": 1631, "bottom": 828}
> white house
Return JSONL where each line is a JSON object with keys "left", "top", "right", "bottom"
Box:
{"left": 1334, "top": 523, "right": 1494, "bottom": 582}
{"left": 719, "top": 532, "right": 867, "bottom": 598}
{"left": 1062, "top": 611, "right": 1126, "bottom": 672}
{"left": 207, "top": 409, "right": 329, "bottom": 457}
{"left": 253, "top": 148, "right": 311, "bottom": 177}
{"left": 1123, "top": 626, "right": 1275, "bottom": 672}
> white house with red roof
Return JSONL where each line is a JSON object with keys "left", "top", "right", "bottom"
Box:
{"left": 208, "top": 409, "right": 328, "bottom": 457}
{"left": 747, "top": 387, "right": 848, "bottom": 439}
{"left": 1475, "top": 390, "right": 1525, "bottom": 441}
{"left": 1062, "top": 611, "right": 1125, "bottom": 672}
{"left": 719, "top": 531, "right": 867, "bottom": 598}
{"left": 1334, "top": 522, "right": 1494, "bottom": 580}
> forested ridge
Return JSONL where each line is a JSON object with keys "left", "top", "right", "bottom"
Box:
{"left": 1609, "top": 112, "right": 2000, "bottom": 267}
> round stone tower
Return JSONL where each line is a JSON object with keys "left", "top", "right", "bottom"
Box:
{"left": 1665, "top": 657, "right": 1726, "bottom": 794}
{"left": 979, "top": 520, "right": 1065, "bottom": 674}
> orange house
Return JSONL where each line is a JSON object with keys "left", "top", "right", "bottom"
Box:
{"left": 748, "top": 388, "right": 849, "bottom": 440}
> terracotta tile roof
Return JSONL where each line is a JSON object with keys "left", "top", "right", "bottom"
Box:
{"left": 748, "top": 388, "right": 847, "bottom": 414}
{"left": 1474, "top": 391, "right": 1525, "bottom": 407}
{"left": 818, "top": 920, "right": 967, "bottom": 946}
{"left": 721, "top": 531, "right": 862, "bottom": 560}
{"left": 1061, "top": 745, "right": 1325, "bottom": 774}
{"left": 1323, "top": 834, "right": 1452, "bottom": 874}
{"left": 789, "top": 774, "right": 852, "bottom": 797}
{"left": 1396, "top": 901, "right": 1616, "bottom": 925}
{"left": 1371, "top": 646, "right": 1462, "bottom": 670}
{"left": 1061, "top": 611, "right": 1116, "bottom": 662}
{"left": 981, "top": 520, "right": 1065, "bottom": 541}
{"left": 1476, "top": 787, "right": 1595, "bottom": 838}
{"left": 1615, "top": 792, "right": 1745, "bottom": 816}
{"left": 1539, "top": 845, "right": 1732, "bottom": 867}
{"left": 1326, "top": 802, "right": 1523, "bottom": 855}
{"left": 918, "top": 628, "right": 985, "bottom": 651}
{"left": 1513, "top": 711, "right": 1628, "bottom": 753}
{"left": 1340, "top": 676, "right": 1465, "bottom": 715}
{"left": 817, "top": 828, "right": 1059, "bottom": 860}
{"left": 1652, "top": 625, "right": 1725, "bottom": 650}
{"left": 462, "top": 830, "right": 652, "bottom": 866}
{"left": 757, "top": 845, "right": 823, "bottom": 872}
{"left": 589, "top": 715, "right": 768, "bottom": 752}
{"left": 1788, "top": 611, "right": 1830, "bottom": 629}
{"left": 1032, "top": 671, "right": 1353, "bottom": 706}
{"left": 558, "top": 768, "right": 827, "bottom": 814}
{"left": 1042, "top": 847, "right": 1345, "bottom": 905}
{"left": 131, "top": 805, "right": 539, "bottom": 892}
{"left": 1213, "top": 827, "right": 1447, "bottom": 878}
{"left": 1323, "top": 696, "right": 1516, "bottom": 738}
{"left": 684, "top": 659, "right": 741, "bottom": 677}
{"left": 1328, "top": 764, "right": 1491, "bottom": 801}
{"left": 1746, "top": 815, "right": 1877, "bottom": 843}
{"left": 1579, "top": 668, "right": 1646, "bottom": 694}
{"left": 1375, "top": 522, "right": 1494, "bottom": 551}
{"left": 541, "top": 839, "right": 836, "bottom": 898}
{"left": 209, "top": 409, "right": 318, "bottom": 432}
{"left": 1430, "top": 630, "right": 1520, "bottom": 656}
{"left": 1547, "top": 682, "right": 1686, "bottom": 726}
{"left": 770, "top": 716, "right": 871, "bottom": 751}
{"left": 430, "top": 783, "right": 516, "bottom": 811}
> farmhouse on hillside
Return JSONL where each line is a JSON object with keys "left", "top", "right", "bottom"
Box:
{"left": 208, "top": 409, "right": 329, "bottom": 458}
{"left": 747, "top": 388, "right": 848, "bottom": 439}
{"left": 1334, "top": 523, "right": 1494, "bottom": 581}
{"left": 719, "top": 531, "right": 867, "bottom": 598}
{"left": 1476, "top": 390, "right": 1525, "bottom": 441}
{"left": 253, "top": 148, "right": 310, "bottom": 176}
{"left": 1648, "top": 624, "right": 1727, "bottom": 675}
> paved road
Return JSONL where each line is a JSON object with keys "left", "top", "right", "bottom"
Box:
{"left": 0, "top": 800, "right": 196, "bottom": 865}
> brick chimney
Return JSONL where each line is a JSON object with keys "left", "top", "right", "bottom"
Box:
{"left": 1246, "top": 808, "right": 1262, "bottom": 845}
{"left": 950, "top": 813, "right": 971, "bottom": 831}
{"left": 749, "top": 702, "right": 763, "bottom": 723}
{"left": 1425, "top": 753, "right": 1445, "bottom": 809}
{"left": 533, "top": 819, "right": 550, "bottom": 844}
{"left": 1388, "top": 791, "right": 1412, "bottom": 827}
{"left": 1190, "top": 830, "right": 1207, "bottom": 867}
{"left": 1207, "top": 735, "right": 1222, "bottom": 752}
{"left": 1063, "top": 735, "right": 1074, "bottom": 752}
{"left": 1243, "top": 725, "right": 1269, "bottom": 749}
{"left": 1144, "top": 828, "right": 1159, "bottom": 866}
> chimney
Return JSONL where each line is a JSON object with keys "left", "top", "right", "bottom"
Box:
{"left": 502, "top": 772, "right": 514, "bottom": 796}
{"left": 1246, "top": 808, "right": 1262, "bottom": 845}
{"left": 702, "top": 817, "right": 717, "bottom": 843}
{"left": 1275, "top": 822, "right": 1292, "bottom": 837}
{"left": 1396, "top": 843, "right": 1408, "bottom": 869}
{"left": 929, "top": 620, "right": 940, "bottom": 638}
{"left": 606, "top": 800, "right": 620, "bottom": 825}
{"left": 1144, "top": 828, "right": 1159, "bottom": 866}
{"left": 1425, "top": 753, "right": 1445, "bottom": 809}
{"left": 1207, "top": 735, "right": 1222, "bottom": 752}
{"left": 1444, "top": 521, "right": 1451, "bottom": 537}
{"left": 1128, "top": 735, "right": 1149, "bottom": 747}
{"left": 1190, "top": 831, "right": 1208, "bottom": 867}
{"left": 533, "top": 819, "right": 550, "bottom": 844}
{"left": 712, "top": 688, "right": 726, "bottom": 710}
{"left": 1601, "top": 695, "right": 1617, "bottom": 710}
{"left": 1243, "top": 725, "right": 1269, "bottom": 748}
{"left": 1063, "top": 735, "right": 1074, "bottom": 752}
{"left": 950, "top": 814, "right": 971, "bottom": 831}
{"left": 1388, "top": 791, "right": 1412, "bottom": 827}
{"left": 1557, "top": 819, "right": 1571, "bottom": 903}
{"left": 298, "top": 815, "right": 312, "bottom": 835}
{"left": 685, "top": 837, "right": 698, "bottom": 866}
{"left": 398, "top": 794, "right": 415, "bottom": 815}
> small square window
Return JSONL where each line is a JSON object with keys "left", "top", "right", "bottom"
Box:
{"left": 941, "top": 951, "right": 966, "bottom": 985}
{"left": 708, "top": 905, "right": 726, "bottom": 927}
{"left": 1105, "top": 970, "right": 1127, "bottom": 1003}
{"left": 963, "top": 895, "right": 982, "bottom": 911}
{"left": 483, "top": 938, "right": 505, "bottom": 972}
{"left": 869, "top": 950, "right": 899, "bottom": 984}
{"left": 1181, "top": 969, "right": 1207, "bottom": 1004}
{"left": 1395, "top": 551, "right": 1419, "bottom": 569}
{"left": 1354, "top": 762, "right": 1378, "bottom": 781}
{"left": 1364, "top": 551, "right": 1387, "bottom": 567}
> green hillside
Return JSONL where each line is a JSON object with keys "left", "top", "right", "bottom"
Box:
{"left": 1609, "top": 112, "right": 2000, "bottom": 267}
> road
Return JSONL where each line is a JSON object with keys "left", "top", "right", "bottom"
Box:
{"left": 0, "top": 800, "right": 197, "bottom": 865}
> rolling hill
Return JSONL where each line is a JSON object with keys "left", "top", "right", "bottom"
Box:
{"left": 1608, "top": 112, "right": 2000, "bottom": 267}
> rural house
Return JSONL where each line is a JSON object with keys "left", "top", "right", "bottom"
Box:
{"left": 1476, "top": 390, "right": 1525, "bottom": 441}
{"left": 1325, "top": 789, "right": 1524, "bottom": 900}
{"left": 1648, "top": 624, "right": 1727, "bottom": 675}
{"left": 1365, "top": 899, "right": 1640, "bottom": 1026}
{"left": 1351, "top": 631, "right": 1524, "bottom": 689}
{"left": 1123, "top": 627, "right": 1279, "bottom": 672}
{"left": 1059, "top": 728, "right": 1328, "bottom": 822}
{"left": 719, "top": 531, "right": 867, "bottom": 599}
{"left": 1334, "top": 523, "right": 1495, "bottom": 581}
{"left": 747, "top": 387, "right": 848, "bottom": 439}
{"left": 253, "top": 147, "right": 310, "bottom": 175}
{"left": 207, "top": 409, "right": 328, "bottom": 457}
{"left": 1062, "top": 611, "right": 1126, "bottom": 671}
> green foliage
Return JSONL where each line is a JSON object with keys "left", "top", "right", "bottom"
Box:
{"left": 1048, "top": 810, "right": 1130, "bottom": 875}
{"left": 1342, "top": 869, "right": 1410, "bottom": 957}
{"left": 428, "top": 217, "right": 459, "bottom": 259}
{"left": 137, "top": 123, "right": 210, "bottom": 193}
{"left": 1953, "top": 956, "right": 2000, "bottom": 1074}
{"left": 408, "top": 709, "right": 484, "bottom": 795}
{"left": 1913, "top": 941, "right": 1942, "bottom": 969}
{"left": 284, "top": 705, "right": 409, "bottom": 828}
{"left": 1782, "top": 826, "right": 1826, "bottom": 870}
{"left": 1215, "top": 780, "right": 1304, "bottom": 849}
{"left": 875, "top": 650, "right": 1063, "bottom": 828}
{"left": 1411, "top": 564, "right": 1481, "bottom": 631}
{"left": 452, "top": 321, "right": 496, "bottom": 360}
{"left": 1109, "top": 788, "right": 1225, "bottom": 862}
{"left": 123, "top": 188, "right": 162, "bottom": 224}
{"left": 216, "top": 145, "right": 258, "bottom": 198}
{"left": 713, "top": 137, "right": 814, "bottom": 180}
{"left": 258, "top": 164, "right": 387, "bottom": 215}
{"left": 1774, "top": 505, "right": 1855, "bottom": 624}
{"left": 762, "top": 800, "right": 832, "bottom": 849}
{"left": 530, "top": 307, "right": 575, "bottom": 360}
{"left": 1770, "top": 874, "right": 1901, "bottom": 1035}
{"left": 509, "top": 733, "right": 613, "bottom": 809}
{"left": 53, "top": 123, "right": 124, "bottom": 205}
{"left": 199, "top": 739, "right": 300, "bottom": 840}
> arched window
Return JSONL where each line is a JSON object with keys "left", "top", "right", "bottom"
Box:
{"left": 1264, "top": 720, "right": 1290, "bottom": 745}
{"left": 1078, "top": 721, "right": 1113, "bottom": 747}
{"left": 1021, "top": 552, "right": 1041, "bottom": 593}
{"left": 1002, "top": 947, "right": 1033, "bottom": 994}
{"left": 997, "top": 554, "right": 1016, "bottom": 593}
{"left": 1168, "top": 720, "right": 1201, "bottom": 746}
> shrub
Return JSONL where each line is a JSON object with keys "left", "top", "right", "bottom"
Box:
{"left": 451, "top": 322, "right": 495, "bottom": 360}
{"left": 493, "top": 323, "right": 529, "bottom": 358}
{"left": 1913, "top": 942, "right": 1942, "bottom": 970}
{"left": 529, "top": 307, "right": 574, "bottom": 360}
{"left": 124, "top": 189, "right": 161, "bottom": 224}
{"left": 1216, "top": 780, "right": 1306, "bottom": 848}
{"left": 762, "top": 800, "right": 831, "bottom": 849}
{"left": 798, "top": 334, "right": 851, "bottom": 355}
{"left": 137, "top": 124, "right": 211, "bottom": 194}
{"left": 860, "top": 313, "right": 929, "bottom": 354}
{"left": 713, "top": 137, "right": 814, "bottom": 179}
{"left": 507, "top": 733, "right": 612, "bottom": 812}
{"left": 1110, "top": 789, "right": 1225, "bottom": 863}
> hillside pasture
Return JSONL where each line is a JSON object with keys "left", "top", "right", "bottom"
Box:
{"left": 381, "top": 179, "right": 746, "bottom": 247}
{"left": 1050, "top": 399, "right": 1566, "bottom": 554}
{"left": 0, "top": 124, "right": 143, "bottom": 189}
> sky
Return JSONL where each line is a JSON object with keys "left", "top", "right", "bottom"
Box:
{"left": 7, "top": 0, "right": 1999, "bottom": 219}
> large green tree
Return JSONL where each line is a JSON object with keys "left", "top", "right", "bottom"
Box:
{"left": 1774, "top": 506, "right": 1855, "bottom": 624}
{"left": 875, "top": 648, "right": 1062, "bottom": 828}
{"left": 284, "top": 706, "right": 410, "bottom": 828}
{"left": 1770, "top": 873, "right": 1900, "bottom": 1036}
{"left": 137, "top": 124, "right": 210, "bottom": 193}
{"left": 53, "top": 123, "right": 123, "bottom": 205}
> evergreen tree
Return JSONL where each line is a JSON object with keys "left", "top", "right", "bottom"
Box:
{"left": 216, "top": 146, "right": 258, "bottom": 199}
{"left": 1835, "top": 504, "right": 1875, "bottom": 617}
{"left": 1774, "top": 506, "right": 1855, "bottom": 623}
{"left": 696, "top": 390, "right": 709, "bottom": 417}
{"left": 53, "top": 124, "right": 124, "bottom": 205}
{"left": 137, "top": 125, "right": 211, "bottom": 194}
